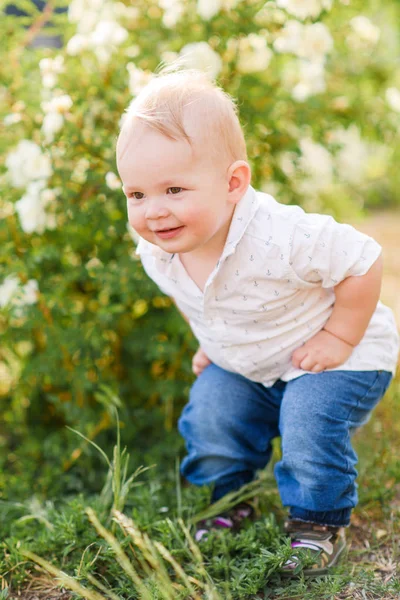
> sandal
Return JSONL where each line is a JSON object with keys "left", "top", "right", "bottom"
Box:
{"left": 195, "top": 501, "right": 255, "bottom": 542}
{"left": 280, "top": 519, "right": 347, "bottom": 577}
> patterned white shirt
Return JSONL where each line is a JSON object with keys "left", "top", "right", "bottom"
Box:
{"left": 136, "top": 185, "right": 399, "bottom": 385}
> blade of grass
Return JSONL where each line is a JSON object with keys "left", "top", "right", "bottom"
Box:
{"left": 86, "top": 508, "right": 153, "bottom": 600}
{"left": 112, "top": 510, "right": 177, "bottom": 600}
{"left": 21, "top": 550, "right": 107, "bottom": 600}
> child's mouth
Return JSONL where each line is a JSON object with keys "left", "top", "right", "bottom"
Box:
{"left": 155, "top": 226, "right": 184, "bottom": 239}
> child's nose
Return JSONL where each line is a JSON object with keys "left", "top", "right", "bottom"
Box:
{"left": 144, "top": 197, "right": 170, "bottom": 220}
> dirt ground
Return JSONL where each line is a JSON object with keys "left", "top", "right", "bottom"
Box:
{"left": 354, "top": 210, "right": 400, "bottom": 328}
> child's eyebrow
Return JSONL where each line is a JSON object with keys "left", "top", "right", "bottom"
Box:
{"left": 124, "top": 179, "right": 184, "bottom": 192}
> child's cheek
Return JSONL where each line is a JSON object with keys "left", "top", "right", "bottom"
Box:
{"left": 127, "top": 208, "right": 144, "bottom": 235}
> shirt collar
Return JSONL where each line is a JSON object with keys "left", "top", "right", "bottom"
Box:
{"left": 221, "top": 184, "right": 260, "bottom": 260}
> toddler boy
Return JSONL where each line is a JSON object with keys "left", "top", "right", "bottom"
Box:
{"left": 116, "top": 68, "right": 399, "bottom": 576}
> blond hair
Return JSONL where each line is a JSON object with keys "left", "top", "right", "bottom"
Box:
{"left": 117, "top": 64, "right": 248, "bottom": 170}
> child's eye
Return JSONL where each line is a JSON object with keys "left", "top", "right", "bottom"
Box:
{"left": 130, "top": 192, "right": 144, "bottom": 200}
{"left": 168, "top": 187, "right": 183, "bottom": 195}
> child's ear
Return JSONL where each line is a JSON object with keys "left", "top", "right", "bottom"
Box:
{"left": 227, "top": 160, "right": 251, "bottom": 204}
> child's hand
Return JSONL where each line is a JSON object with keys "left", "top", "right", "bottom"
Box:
{"left": 192, "top": 347, "right": 212, "bottom": 377}
{"left": 291, "top": 329, "right": 354, "bottom": 373}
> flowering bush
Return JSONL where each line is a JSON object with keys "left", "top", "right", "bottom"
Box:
{"left": 1, "top": 0, "right": 400, "bottom": 446}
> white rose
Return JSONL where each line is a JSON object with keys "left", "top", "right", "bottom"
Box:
{"left": 273, "top": 20, "right": 304, "bottom": 54}
{"left": 278, "top": 151, "right": 298, "bottom": 177}
{"left": 237, "top": 34, "right": 273, "bottom": 74}
{"left": 68, "top": 0, "right": 112, "bottom": 33}
{"left": 385, "top": 87, "right": 400, "bottom": 112}
{"left": 223, "top": 0, "right": 241, "bottom": 9}
{"left": 90, "top": 20, "right": 128, "bottom": 47}
{"left": 159, "top": 0, "right": 184, "bottom": 27}
{"left": 39, "top": 56, "right": 64, "bottom": 74}
{"left": 106, "top": 171, "right": 122, "bottom": 190}
{"left": 15, "top": 181, "right": 52, "bottom": 234}
{"left": 197, "top": 0, "right": 221, "bottom": 20}
{"left": 349, "top": 15, "right": 380, "bottom": 45}
{"left": 298, "top": 138, "right": 334, "bottom": 187}
{"left": 277, "top": 0, "right": 322, "bottom": 20}
{"left": 292, "top": 60, "right": 326, "bottom": 101}
{"left": 0, "top": 276, "right": 20, "bottom": 308}
{"left": 329, "top": 125, "right": 368, "bottom": 185}
{"left": 4, "top": 114, "right": 22, "bottom": 126}
{"left": 42, "top": 113, "right": 64, "bottom": 143}
{"left": 66, "top": 34, "right": 90, "bottom": 55}
{"left": 17, "top": 280, "right": 39, "bottom": 306}
{"left": 6, "top": 140, "right": 52, "bottom": 188}
{"left": 180, "top": 42, "right": 223, "bottom": 79}
{"left": 39, "top": 56, "right": 64, "bottom": 88}
{"left": 298, "top": 22, "right": 333, "bottom": 62}
{"left": 42, "top": 94, "right": 73, "bottom": 114}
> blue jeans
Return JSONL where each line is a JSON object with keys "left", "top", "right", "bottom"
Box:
{"left": 178, "top": 365, "right": 392, "bottom": 527}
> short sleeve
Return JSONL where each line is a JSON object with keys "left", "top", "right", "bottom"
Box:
{"left": 289, "top": 213, "right": 382, "bottom": 288}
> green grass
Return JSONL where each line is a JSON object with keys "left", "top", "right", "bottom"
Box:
{"left": 1, "top": 378, "right": 399, "bottom": 600}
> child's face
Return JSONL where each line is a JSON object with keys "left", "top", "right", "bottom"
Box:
{"left": 117, "top": 123, "right": 237, "bottom": 257}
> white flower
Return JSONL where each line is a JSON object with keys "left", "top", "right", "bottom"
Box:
{"left": 274, "top": 21, "right": 333, "bottom": 63}
{"left": 42, "top": 94, "right": 73, "bottom": 114}
{"left": 39, "top": 56, "right": 64, "bottom": 88}
{"left": 88, "top": 19, "right": 128, "bottom": 64}
{"left": 42, "top": 189, "right": 57, "bottom": 203}
{"left": 385, "top": 87, "right": 400, "bottom": 112}
{"left": 68, "top": 0, "right": 114, "bottom": 33}
{"left": 328, "top": 125, "right": 368, "bottom": 185}
{"left": 197, "top": 0, "right": 221, "bottom": 20}
{"left": 42, "top": 113, "right": 64, "bottom": 143}
{"left": 90, "top": 19, "right": 128, "bottom": 47}
{"left": 0, "top": 276, "right": 20, "bottom": 308}
{"left": 349, "top": 15, "right": 380, "bottom": 45}
{"left": 278, "top": 151, "right": 298, "bottom": 177}
{"left": 66, "top": 33, "right": 90, "bottom": 55}
{"left": 292, "top": 60, "right": 326, "bottom": 101}
{"left": 106, "top": 171, "right": 122, "bottom": 190}
{"left": 127, "top": 63, "right": 153, "bottom": 96}
{"left": 223, "top": 0, "right": 241, "bottom": 9}
{"left": 18, "top": 280, "right": 39, "bottom": 306}
{"left": 114, "top": 3, "right": 140, "bottom": 20}
{"left": 237, "top": 34, "right": 273, "bottom": 74}
{"left": 6, "top": 140, "right": 52, "bottom": 189}
{"left": 158, "top": 0, "right": 184, "bottom": 27}
{"left": 273, "top": 20, "right": 304, "bottom": 54}
{"left": 179, "top": 42, "right": 223, "bottom": 78}
{"left": 4, "top": 113, "right": 22, "bottom": 126}
{"left": 298, "top": 138, "right": 334, "bottom": 190}
{"left": 0, "top": 276, "right": 39, "bottom": 312}
{"left": 298, "top": 22, "right": 333, "bottom": 62}
{"left": 71, "top": 158, "right": 91, "bottom": 184}
{"left": 277, "top": 0, "right": 323, "bottom": 20}
{"left": 15, "top": 180, "right": 55, "bottom": 234}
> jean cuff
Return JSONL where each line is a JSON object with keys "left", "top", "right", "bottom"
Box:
{"left": 211, "top": 470, "right": 254, "bottom": 503}
{"left": 289, "top": 506, "right": 352, "bottom": 527}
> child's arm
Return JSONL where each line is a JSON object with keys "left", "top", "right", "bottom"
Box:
{"left": 292, "top": 255, "right": 383, "bottom": 373}
{"left": 323, "top": 253, "right": 382, "bottom": 346}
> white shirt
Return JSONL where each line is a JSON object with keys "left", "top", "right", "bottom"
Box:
{"left": 136, "top": 185, "right": 399, "bottom": 385}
